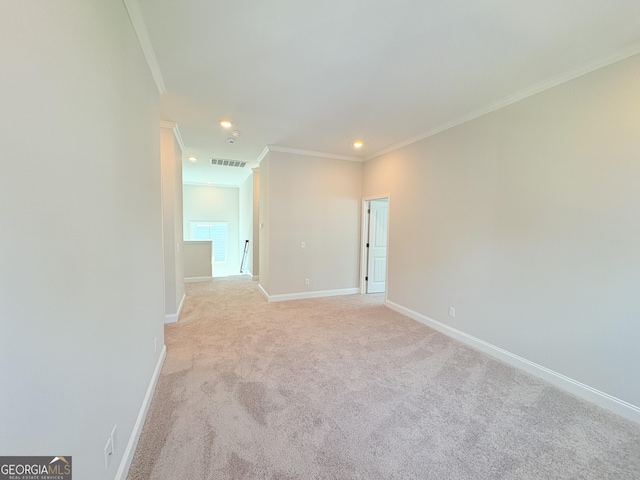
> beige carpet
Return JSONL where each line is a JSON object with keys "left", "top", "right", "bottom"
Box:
{"left": 128, "top": 277, "right": 640, "bottom": 479}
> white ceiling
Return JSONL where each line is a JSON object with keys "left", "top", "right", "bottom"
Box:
{"left": 135, "top": 0, "right": 640, "bottom": 186}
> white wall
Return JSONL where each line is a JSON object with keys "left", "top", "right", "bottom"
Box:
{"left": 183, "top": 241, "right": 213, "bottom": 278}
{"left": 363, "top": 54, "right": 640, "bottom": 414}
{"left": 252, "top": 168, "right": 261, "bottom": 279}
{"left": 259, "top": 156, "right": 271, "bottom": 292}
{"left": 173, "top": 137, "right": 185, "bottom": 307}
{"left": 260, "top": 151, "right": 362, "bottom": 297}
{"left": 161, "top": 123, "right": 185, "bottom": 321}
{"left": 239, "top": 173, "right": 254, "bottom": 276}
{"left": 183, "top": 184, "right": 240, "bottom": 277}
{"left": 0, "top": 1, "right": 164, "bottom": 479}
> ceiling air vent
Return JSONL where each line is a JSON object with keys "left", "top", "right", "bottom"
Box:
{"left": 210, "top": 158, "right": 247, "bottom": 168}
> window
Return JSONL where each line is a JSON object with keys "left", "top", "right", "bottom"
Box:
{"left": 189, "top": 221, "right": 228, "bottom": 263}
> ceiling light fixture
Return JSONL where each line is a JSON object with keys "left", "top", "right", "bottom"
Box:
{"left": 188, "top": 155, "right": 197, "bottom": 162}
{"left": 219, "top": 119, "right": 233, "bottom": 129}
{"left": 353, "top": 141, "right": 363, "bottom": 149}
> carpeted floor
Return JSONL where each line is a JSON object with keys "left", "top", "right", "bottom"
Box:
{"left": 127, "top": 276, "right": 640, "bottom": 479}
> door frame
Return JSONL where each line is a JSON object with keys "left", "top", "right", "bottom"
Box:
{"left": 360, "top": 194, "right": 390, "bottom": 294}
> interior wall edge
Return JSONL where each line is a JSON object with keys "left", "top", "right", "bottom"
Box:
{"left": 365, "top": 48, "right": 640, "bottom": 162}
{"left": 258, "top": 283, "right": 269, "bottom": 300}
{"left": 385, "top": 300, "right": 640, "bottom": 424}
{"left": 114, "top": 345, "right": 167, "bottom": 480}
{"left": 265, "top": 288, "right": 360, "bottom": 303}
{"left": 163, "top": 294, "right": 186, "bottom": 324}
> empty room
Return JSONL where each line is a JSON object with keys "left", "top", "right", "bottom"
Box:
{"left": 1, "top": 1, "right": 639, "bottom": 480}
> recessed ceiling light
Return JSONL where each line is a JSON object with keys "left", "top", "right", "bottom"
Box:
{"left": 353, "top": 141, "right": 363, "bottom": 149}
{"left": 188, "top": 155, "right": 197, "bottom": 162}
{"left": 219, "top": 119, "right": 233, "bottom": 129}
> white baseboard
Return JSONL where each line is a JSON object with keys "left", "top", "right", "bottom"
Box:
{"left": 258, "top": 284, "right": 269, "bottom": 300}
{"left": 184, "top": 276, "right": 212, "bottom": 283}
{"left": 385, "top": 300, "right": 640, "bottom": 424}
{"left": 164, "top": 293, "right": 186, "bottom": 324}
{"left": 266, "top": 287, "right": 360, "bottom": 303}
{"left": 115, "top": 345, "right": 166, "bottom": 480}
{"left": 177, "top": 293, "right": 185, "bottom": 318}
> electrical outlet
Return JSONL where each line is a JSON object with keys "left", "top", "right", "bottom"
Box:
{"left": 449, "top": 307, "right": 456, "bottom": 318}
{"left": 104, "top": 436, "right": 113, "bottom": 470}
{"left": 300, "top": 241, "right": 306, "bottom": 248}
{"left": 305, "top": 278, "right": 310, "bottom": 285}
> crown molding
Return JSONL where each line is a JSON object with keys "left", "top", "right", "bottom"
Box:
{"left": 267, "top": 145, "right": 362, "bottom": 162}
{"left": 123, "top": 0, "right": 166, "bottom": 94}
{"left": 172, "top": 124, "right": 186, "bottom": 152}
{"left": 367, "top": 42, "right": 640, "bottom": 161}
{"left": 159, "top": 120, "right": 186, "bottom": 152}
{"left": 256, "top": 146, "right": 270, "bottom": 164}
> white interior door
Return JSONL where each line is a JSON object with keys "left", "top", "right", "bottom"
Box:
{"left": 366, "top": 199, "right": 388, "bottom": 293}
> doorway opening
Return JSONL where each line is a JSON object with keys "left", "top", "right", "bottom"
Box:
{"left": 361, "top": 195, "right": 389, "bottom": 294}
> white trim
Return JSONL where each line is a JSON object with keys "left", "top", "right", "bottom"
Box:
{"left": 160, "top": 121, "right": 186, "bottom": 154}
{"left": 360, "top": 194, "right": 391, "bottom": 295}
{"left": 267, "top": 145, "right": 362, "bottom": 162}
{"left": 265, "top": 287, "right": 360, "bottom": 303}
{"left": 164, "top": 293, "right": 186, "bottom": 324}
{"left": 367, "top": 43, "right": 640, "bottom": 161}
{"left": 360, "top": 198, "right": 371, "bottom": 294}
{"left": 172, "top": 124, "right": 185, "bottom": 152}
{"left": 362, "top": 194, "right": 391, "bottom": 201}
{"left": 252, "top": 275, "right": 259, "bottom": 281}
{"left": 184, "top": 276, "right": 212, "bottom": 283}
{"left": 385, "top": 300, "right": 640, "bottom": 424}
{"left": 258, "top": 283, "right": 269, "bottom": 300}
{"left": 177, "top": 293, "right": 186, "bottom": 318}
{"left": 122, "top": 0, "right": 166, "bottom": 94}
{"left": 115, "top": 345, "right": 166, "bottom": 480}
{"left": 256, "top": 146, "right": 270, "bottom": 164}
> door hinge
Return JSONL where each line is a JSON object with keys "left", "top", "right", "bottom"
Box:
{"left": 366, "top": 243, "right": 369, "bottom": 248}
{"left": 365, "top": 276, "right": 368, "bottom": 281}
{"left": 368, "top": 209, "right": 371, "bottom": 214}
